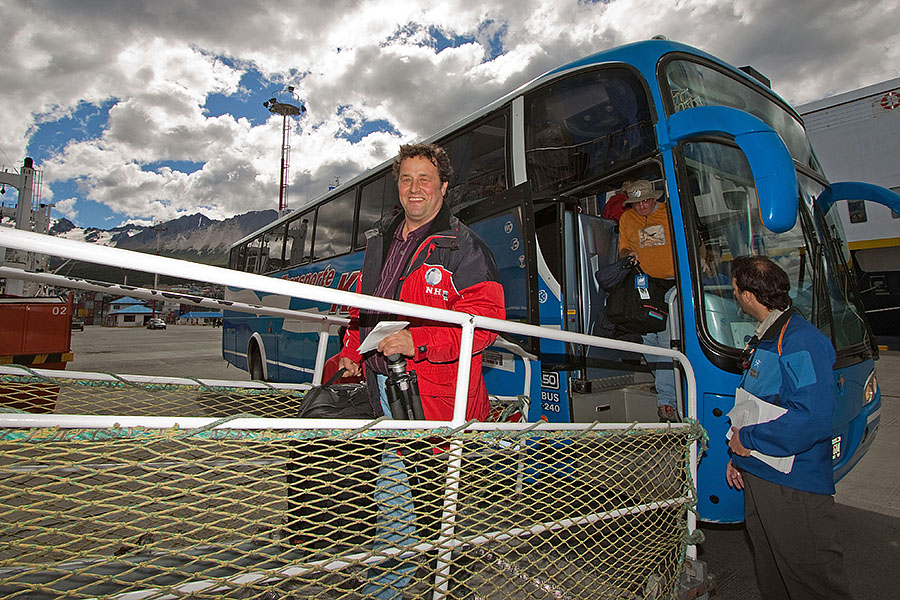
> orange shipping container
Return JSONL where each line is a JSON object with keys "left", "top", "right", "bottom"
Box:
{"left": 0, "top": 296, "right": 74, "bottom": 369}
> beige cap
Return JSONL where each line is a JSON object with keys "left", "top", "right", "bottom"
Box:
{"left": 623, "top": 179, "right": 663, "bottom": 204}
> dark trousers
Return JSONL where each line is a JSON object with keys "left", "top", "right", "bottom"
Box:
{"left": 743, "top": 472, "right": 854, "bottom": 600}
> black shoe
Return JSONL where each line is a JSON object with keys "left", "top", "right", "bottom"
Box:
{"left": 658, "top": 405, "right": 680, "bottom": 423}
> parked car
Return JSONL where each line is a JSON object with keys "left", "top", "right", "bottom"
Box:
{"left": 146, "top": 317, "right": 167, "bottom": 330}
{"left": 71, "top": 319, "right": 84, "bottom": 331}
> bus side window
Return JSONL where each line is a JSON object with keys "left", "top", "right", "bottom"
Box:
{"left": 527, "top": 123, "right": 582, "bottom": 192}
{"left": 286, "top": 214, "right": 312, "bottom": 267}
{"left": 314, "top": 190, "right": 355, "bottom": 260}
{"left": 245, "top": 233, "right": 270, "bottom": 274}
{"left": 442, "top": 113, "right": 509, "bottom": 212}
{"left": 534, "top": 203, "right": 562, "bottom": 283}
{"left": 358, "top": 176, "right": 388, "bottom": 249}
{"left": 267, "top": 224, "right": 288, "bottom": 272}
{"left": 524, "top": 68, "right": 655, "bottom": 196}
{"left": 383, "top": 175, "right": 401, "bottom": 222}
{"left": 229, "top": 246, "right": 245, "bottom": 271}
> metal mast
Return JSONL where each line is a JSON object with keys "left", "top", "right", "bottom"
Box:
{"left": 264, "top": 87, "right": 306, "bottom": 214}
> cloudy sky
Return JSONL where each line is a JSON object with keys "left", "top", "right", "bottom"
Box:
{"left": 1, "top": 0, "right": 898, "bottom": 230}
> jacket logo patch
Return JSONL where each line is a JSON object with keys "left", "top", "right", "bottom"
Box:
{"left": 425, "top": 285, "right": 450, "bottom": 300}
{"left": 425, "top": 267, "right": 443, "bottom": 285}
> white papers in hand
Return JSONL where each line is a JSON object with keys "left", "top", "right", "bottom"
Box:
{"left": 357, "top": 321, "right": 410, "bottom": 354}
{"left": 727, "top": 388, "right": 795, "bottom": 474}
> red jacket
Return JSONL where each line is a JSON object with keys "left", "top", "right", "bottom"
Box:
{"left": 340, "top": 205, "right": 505, "bottom": 421}
{"left": 602, "top": 192, "right": 629, "bottom": 222}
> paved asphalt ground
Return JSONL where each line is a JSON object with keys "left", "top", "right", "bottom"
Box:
{"left": 68, "top": 325, "right": 899, "bottom": 599}
{"left": 69, "top": 323, "right": 252, "bottom": 382}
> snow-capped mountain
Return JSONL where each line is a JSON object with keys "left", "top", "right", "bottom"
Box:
{"left": 49, "top": 210, "right": 278, "bottom": 265}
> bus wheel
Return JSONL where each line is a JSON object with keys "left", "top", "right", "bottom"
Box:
{"left": 249, "top": 346, "right": 265, "bottom": 381}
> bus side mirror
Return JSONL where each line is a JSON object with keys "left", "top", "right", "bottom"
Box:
{"left": 817, "top": 181, "right": 900, "bottom": 215}
{"left": 663, "top": 105, "right": 799, "bottom": 233}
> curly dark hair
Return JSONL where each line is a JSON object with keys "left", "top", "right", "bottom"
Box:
{"left": 732, "top": 255, "right": 792, "bottom": 311}
{"left": 391, "top": 143, "right": 453, "bottom": 185}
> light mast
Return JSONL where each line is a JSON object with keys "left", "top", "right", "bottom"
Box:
{"left": 263, "top": 87, "right": 306, "bottom": 214}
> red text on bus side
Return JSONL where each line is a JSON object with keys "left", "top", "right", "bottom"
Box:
{"left": 330, "top": 270, "right": 361, "bottom": 314}
{"left": 282, "top": 267, "right": 336, "bottom": 288}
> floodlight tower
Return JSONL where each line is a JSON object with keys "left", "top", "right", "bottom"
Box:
{"left": 263, "top": 86, "right": 306, "bottom": 214}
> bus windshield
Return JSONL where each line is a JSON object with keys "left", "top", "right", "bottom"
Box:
{"left": 681, "top": 140, "right": 869, "bottom": 353}
{"left": 682, "top": 140, "right": 813, "bottom": 350}
{"left": 663, "top": 58, "right": 824, "bottom": 175}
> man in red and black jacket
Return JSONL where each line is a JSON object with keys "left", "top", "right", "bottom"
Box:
{"left": 339, "top": 142, "right": 505, "bottom": 422}
{"left": 339, "top": 143, "right": 504, "bottom": 599}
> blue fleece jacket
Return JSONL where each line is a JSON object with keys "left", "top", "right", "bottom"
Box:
{"left": 733, "top": 311, "right": 837, "bottom": 494}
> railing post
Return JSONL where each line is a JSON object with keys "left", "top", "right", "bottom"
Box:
{"left": 450, "top": 319, "right": 475, "bottom": 427}
{"left": 667, "top": 288, "right": 698, "bottom": 561}
{"left": 311, "top": 328, "right": 331, "bottom": 385}
{"left": 431, "top": 437, "right": 465, "bottom": 600}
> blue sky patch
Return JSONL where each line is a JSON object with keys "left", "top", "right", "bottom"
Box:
{"left": 26, "top": 99, "right": 117, "bottom": 163}
{"left": 142, "top": 160, "right": 205, "bottom": 175}
{"left": 203, "top": 63, "right": 309, "bottom": 127}
{"left": 66, "top": 197, "right": 122, "bottom": 228}
{"left": 336, "top": 105, "right": 399, "bottom": 143}
{"left": 204, "top": 67, "right": 276, "bottom": 127}
{"left": 428, "top": 25, "right": 476, "bottom": 52}
{"left": 339, "top": 118, "right": 399, "bottom": 143}
{"left": 384, "top": 22, "right": 506, "bottom": 61}
{"left": 477, "top": 20, "right": 507, "bottom": 61}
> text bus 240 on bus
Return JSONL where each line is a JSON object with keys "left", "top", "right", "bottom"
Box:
{"left": 223, "top": 38, "right": 899, "bottom": 523}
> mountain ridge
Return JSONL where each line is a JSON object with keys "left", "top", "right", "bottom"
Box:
{"left": 50, "top": 210, "right": 279, "bottom": 266}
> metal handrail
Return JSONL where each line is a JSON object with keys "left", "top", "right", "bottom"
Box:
{"left": 0, "top": 228, "right": 697, "bottom": 427}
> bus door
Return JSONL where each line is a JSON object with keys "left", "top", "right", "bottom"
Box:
{"left": 576, "top": 213, "right": 618, "bottom": 340}
{"left": 455, "top": 183, "right": 544, "bottom": 419}
{"left": 562, "top": 205, "right": 662, "bottom": 424}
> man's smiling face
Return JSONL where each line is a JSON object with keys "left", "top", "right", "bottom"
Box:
{"left": 397, "top": 156, "right": 448, "bottom": 231}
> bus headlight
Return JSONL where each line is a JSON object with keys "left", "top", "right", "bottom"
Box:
{"left": 863, "top": 371, "right": 878, "bottom": 406}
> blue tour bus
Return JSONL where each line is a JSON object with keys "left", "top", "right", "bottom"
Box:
{"left": 224, "top": 38, "right": 898, "bottom": 523}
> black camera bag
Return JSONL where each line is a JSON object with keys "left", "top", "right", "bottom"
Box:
{"left": 296, "top": 369, "right": 374, "bottom": 419}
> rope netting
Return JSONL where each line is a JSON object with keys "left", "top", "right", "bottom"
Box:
{"left": 0, "top": 372, "right": 703, "bottom": 600}
{"left": 0, "top": 368, "right": 310, "bottom": 418}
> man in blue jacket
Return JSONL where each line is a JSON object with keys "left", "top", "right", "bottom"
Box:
{"left": 726, "top": 255, "right": 853, "bottom": 600}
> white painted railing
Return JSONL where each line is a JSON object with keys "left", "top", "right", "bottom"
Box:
{"left": 0, "top": 228, "right": 697, "bottom": 427}
{"left": 0, "top": 265, "right": 349, "bottom": 384}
